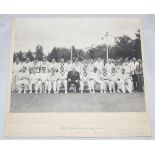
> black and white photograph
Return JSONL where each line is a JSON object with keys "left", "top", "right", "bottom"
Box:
{"left": 10, "top": 17, "right": 145, "bottom": 112}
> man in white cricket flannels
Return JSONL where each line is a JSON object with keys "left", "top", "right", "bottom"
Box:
{"left": 117, "top": 68, "right": 132, "bottom": 93}
{"left": 12, "top": 57, "right": 22, "bottom": 91}
{"left": 30, "top": 57, "right": 41, "bottom": 73}
{"left": 100, "top": 67, "right": 109, "bottom": 93}
{"left": 89, "top": 59, "right": 95, "bottom": 73}
{"left": 40, "top": 56, "right": 49, "bottom": 73}
{"left": 66, "top": 60, "right": 72, "bottom": 73}
{"left": 108, "top": 67, "right": 118, "bottom": 93}
{"left": 94, "top": 58, "right": 104, "bottom": 73}
{"left": 123, "top": 58, "right": 132, "bottom": 77}
{"left": 22, "top": 57, "right": 31, "bottom": 74}
{"left": 29, "top": 68, "right": 40, "bottom": 94}
{"left": 57, "top": 58, "right": 67, "bottom": 73}
{"left": 89, "top": 67, "right": 103, "bottom": 94}
{"left": 57, "top": 66, "right": 68, "bottom": 93}
{"left": 16, "top": 66, "right": 29, "bottom": 94}
{"left": 106, "top": 58, "right": 115, "bottom": 73}
{"left": 72, "top": 58, "right": 81, "bottom": 73}
{"left": 80, "top": 59, "right": 91, "bottom": 93}
{"left": 38, "top": 67, "right": 49, "bottom": 93}
{"left": 115, "top": 60, "right": 122, "bottom": 75}
{"left": 46, "top": 68, "right": 58, "bottom": 94}
{"left": 48, "top": 58, "right": 58, "bottom": 72}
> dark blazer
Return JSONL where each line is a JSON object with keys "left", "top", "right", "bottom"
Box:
{"left": 67, "top": 71, "right": 80, "bottom": 81}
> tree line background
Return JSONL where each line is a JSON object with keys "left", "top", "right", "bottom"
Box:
{"left": 13, "top": 30, "right": 141, "bottom": 62}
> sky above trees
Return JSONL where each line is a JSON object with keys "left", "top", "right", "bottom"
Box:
{"left": 14, "top": 17, "right": 141, "bottom": 54}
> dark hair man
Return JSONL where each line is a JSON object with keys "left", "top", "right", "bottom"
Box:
{"left": 135, "top": 59, "right": 144, "bottom": 92}
{"left": 67, "top": 67, "right": 80, "bottom": 92}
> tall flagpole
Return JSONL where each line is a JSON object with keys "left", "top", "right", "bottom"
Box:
{"left": 106, "top": 32, "right": 109, "bottom": 65}
{"left": 71, "top": 46, "right": 72, "bottom": 62}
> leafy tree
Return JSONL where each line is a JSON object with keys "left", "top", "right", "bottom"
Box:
{"left": 13, "top": 50, "right": 23, "bottom": 62}
{"left": 111, "top": 31, "right": 142, "bottom": 59}
{"left": 88, "top": 48, "right": 95, "bottom": 59}
{"left": 61, "top": 47, "right": 71, "bottom": 61}
{"left": 47, "top": 51, "right": 53, "bottom": 62}
{"left": 47, "top": 47, "right": 59, "bottom": 61}
{"left": 76, "top": 49, "right": 84, "bottom": 61}
{"left": 112, "top": 35, "right": 133, "bottom": 59}
{"left": 13, "top": 30, "right": 142, "bottom": 62}
{"left": 26, "top": 50, "right": 33, "bottom": 61}
{"left": 18, "top": 50, "right": 23, "bottom": 61}
{"left": 35, "top": 44, "right": 44, "bottom": 61}
{"left": 86, "top": 44, "right": 107, "bottom": 60}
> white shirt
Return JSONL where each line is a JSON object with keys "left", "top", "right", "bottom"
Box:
{"left": 31, "top": 61, "right": 41, "bottom": 73}
{"left": 72, "top": 62, "right": 81, "bottom": 73}
{"left": 130, "top": 61, "right": 139, "bottom": 74}
{"left": 123, "top": 62, "right": 132, "bottom": 75}
{"left": 29, "top": 73, "right": 39, "bottom": 82}
{"left": 109, "top": 72, "right": 118, "bottom": 81}
{"left": 16, "top": 72, "right": 29, "bottom": 81}
{"left": 40, "top": 61, "right": 49, "bottom": 72}
{"left": 118, "top": 72, "right": 131, "bottom": 82}
{"left": 89, "top": 63, "right": 96, "bottom": 73}
{"left": 106, "top": 63, "right": 115, "bottom": 72}
{"left": 80, "top": 63, "right": 90, "bottom": 79}
{"left": 100, "top": 72, "right": 108, "bottom": 80}
{"left": 57, "top": 62, "right": 68, "bottom": 72}
{"left": 48, "top": 62, "right": 58, "bottom": 71}
{"left": 65, "top": 63, "right": 72, "bottom": 72}
{"left": 57, "top": 71, "right": 67, "bottom": 80}
{"left": 13, "top": 63, "right": 22, "bottom": 73}
{"left": 39, "top": 72, "right": 48, "bottom": 82}
{"left": 115, "top": 65, "right": 122, "bottom": 75}
{"left": 47, "top": 72, "right": 58, "bottom": 81}
{"left": 94, "top": 61, "right": 104, "bottom": 72}
{"left": 89, "top": 71, "right": 100, "bottom": 80}
{"left": 22, "top": 62, "right": 32, "bottom": 73}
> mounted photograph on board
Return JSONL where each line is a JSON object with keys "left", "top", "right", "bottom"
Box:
{"left": 5, "top": 16, "right": 151, "bottom": 137}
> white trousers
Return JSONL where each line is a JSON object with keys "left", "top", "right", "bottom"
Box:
{"left": 29, "top": 80, "right": 39, "bottom": 91}
{"left": 117, "top": 79, "right": 132, "bottom": 93}
{"left": 117, "top": 80, "right": 125, "bottom": 93}
{"left": 109, "top": 81, "right": 116, "bottom": 92}
{"left": 57, "top": 80, "right": 67, "bottom": 92}
{"left": 80, "top": 80, "right": 91, "bottom": 91}
{"left": 16, "top": 80, "right": 29, "bottom": 92}
{"left": 101, "top": 80, "right": 109, "bottom": 92}
{"left": 47, "top": 81, "right": 57, "bottom": 92}
{"left": 38, "top": 81, "right": 49, "bottom": 92}
{"left": 90, "top": 79, "right": 103, "bottom": 90}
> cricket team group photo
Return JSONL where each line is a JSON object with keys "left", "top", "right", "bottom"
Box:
{"left": 10, "top": 18, "right": 146, "bottom": 112}
{"left": 12, "top": 55, "right": 143, "bottom": 95}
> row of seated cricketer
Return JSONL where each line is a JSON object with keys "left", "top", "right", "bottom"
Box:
{"left": 12, "top": 56, "right": 144, "bottom": 94}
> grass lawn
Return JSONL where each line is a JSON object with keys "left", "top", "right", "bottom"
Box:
{"left": 10, "top": 91, "right": 146, "bottom": 112}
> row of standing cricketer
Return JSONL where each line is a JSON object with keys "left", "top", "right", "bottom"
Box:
{"left": 12, "top": 56, "right": 144, "bottom": 94}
